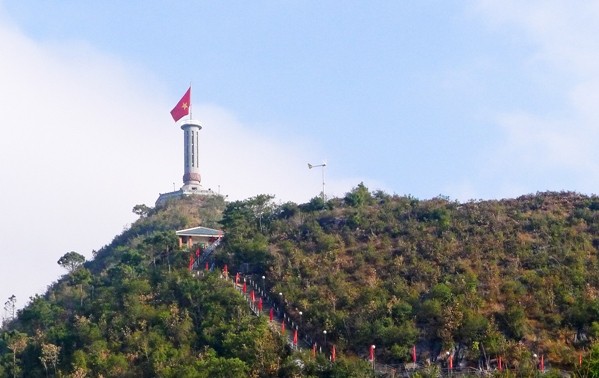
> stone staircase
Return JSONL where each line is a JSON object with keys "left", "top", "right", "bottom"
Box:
{"left": 197, "top": 266, "right": 438, "bottom": 377}
{"left": 226, "top": 274, "right": 311, "bottom": 352}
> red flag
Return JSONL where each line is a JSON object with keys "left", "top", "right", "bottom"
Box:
{"left": 269, "top": 308, "right": 273, "bottom": 322}
{"left": 223, "top": 264, "right": 228, "bottom": 277}
{"left": 312, "top": 342, "right": 317, "bottom": 357}
{"left": 281, "top": 321, "right": 286, "bottom": 333}
{"left": 293, "top": 329, "right": 298, "bottom": 345}
{"left": 540, "top": 355, "right": 544, "bottom": 372}
{"left": 498, "top": 356, "right": 502, "bottom": 371}
{"left": 332, "top": 345, "right": 336, "bottom": 362}
{"left": 412, "top": 345, "right": 417, "bottom": 363}
{"left": 251, "top": 290, "right": 255, "bottom": 302}
{"left": 188, "top": 254, "right": 194, "bottom": 271}
{"left": 170, "top": 87, "right": 191, "bottom": 121}
{"left": 195, "top": 248, "right": 201, "bottom": 258}
{"left": 370, "top": 345, "right": 375, "bottom": 362}
{"left": 258, "top": 297, "right": 263, "bottom": 312}
{"left": 580, "top": 352, "right": 583, "bottom": 366}
{"left": 449, "top": 354, "right": 453, "bottom": 370}
{"left": 243, "top": 281, "right": 247, "bottom": 294}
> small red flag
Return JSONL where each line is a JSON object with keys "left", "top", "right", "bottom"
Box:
{"left": 170, "top": 87, "right": 191, "bottom": 122}
{"left": 580, "top": 352, "right": 583, "bottom": 366}
{"left": 243, "top": 281, "right": 247, "bottom": 294}
{"left": 293, "top": 329, "right": 298, "bottom": 345}
{"left": 498, "top": 356, "right": 502, "bottom": 371}
{"left": 332, "top": 345, "right": 336, "bottom": 362}
{"left": 258, "top": 297, "right": 263, "bottom": 312}
{"left": 251, "top": 290, "right": 255, "bottom": 302}
{"left": 540, "top": 355, "right": 544, "bottom": 372}
{"left": 370, "top": 345, "right": 375, "bottom": 362}
{"left": 269, "top": 308, "right": 273, "bottom": 322}
{"left": 312, "top": 342, "right": 317, "bottom": 357}
{"left": 195, "top": 248, "right": 201, "bottom": 258}
{"left": 412, "top": 345, "right": 417, "bottom": 363}
{"left": 449, "top": 354, "right": 453, "bottom": 370}
{"left": 281, "top": 321, "right": 285, "bottom": 333}
{"left": 188, "top": 254, "right": 194, "bottom": 271}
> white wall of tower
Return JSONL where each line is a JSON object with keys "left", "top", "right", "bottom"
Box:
{"left": 181, "top": 120, "right": 202, "bottom": 186}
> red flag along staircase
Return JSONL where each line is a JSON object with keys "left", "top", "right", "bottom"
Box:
{"left": 188, "top": 238, "right": 221, "bottom": 272}
{"left": 193, "top": 264, "right": 562, "bottom": 376}
{"left": 224, "top": 270, "right": 311, "bottom": 352}
{"left": 213, "top": 267, "right": 413, "bottom": 373}
{"left": 215, "top": 267, "right": 406, "bottom": 373}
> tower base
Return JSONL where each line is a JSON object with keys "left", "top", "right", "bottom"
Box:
{"left": 155, "top": 186, "right": 217, "bottom": 207}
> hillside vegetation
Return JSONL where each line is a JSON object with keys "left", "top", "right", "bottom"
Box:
{"left": 215, "top": 186, "right": 599, "bottom": 373}
{"left": 0, "top": 195, "right": 371, "bottom": 377}
{"left": 3, "top": 187, "right": 599, "bottom": 376}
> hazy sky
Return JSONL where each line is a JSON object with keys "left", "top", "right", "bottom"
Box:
{"left": 2, "top": 1, "right": 599, "bottom": 310}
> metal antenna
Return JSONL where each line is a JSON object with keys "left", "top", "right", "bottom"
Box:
{"left": 308, "top": 162, "right": 327, "bottom": 202}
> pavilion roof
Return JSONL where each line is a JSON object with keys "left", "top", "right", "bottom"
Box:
{"left": 175, "top": 226, "right": 224, "bottom": 237}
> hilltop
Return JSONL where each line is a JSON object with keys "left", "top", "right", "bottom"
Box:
{"left": 2, "top": 186, "right": 599, "bottom": 376}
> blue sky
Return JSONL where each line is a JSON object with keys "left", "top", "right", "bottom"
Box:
{"left": 1, "top": 1, "right": 599, "bottom": 309}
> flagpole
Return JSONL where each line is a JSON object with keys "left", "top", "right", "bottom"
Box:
{"left": 189, "top": 82, "right": 193, "bottom": 120}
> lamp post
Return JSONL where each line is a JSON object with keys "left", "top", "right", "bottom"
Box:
{"left": 323, "top": 330, "right": 327, "bottom": 347}
{"left": 299, "top": 311, "right": 303, "bottom": 329}
{"left": 261, "top": 275, "right": 265, "bottom": 295}
{"left": 278, "top": 292, "right": 283, "bottom": 315}
{"left": 308, "top": 162, "right": 327, "bottom": 202}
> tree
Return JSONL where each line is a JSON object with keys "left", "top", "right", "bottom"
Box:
{"left": 248, "top": 194, "right": 276, "bottom": 233}
{"left": 3, "top": 295, "right": 16, "bottom": 325}
{"left": 40, "top": 342, "right": 61, "bottom": 377}
{"left": 196, "top": 352, "right": 249, "bottom": 378}
{"left": 4, "top": 330, "right": 28, "bottom": 378}
{"left": 300, "top": 196, "right": 327, "bottom": 212}
{"left": 344, "top": 182, "right": 373, "bottom": 208}
{"left": 57, "top": 251, "right": 86, "bottom": 273}
{"left": 132, "top": 204, "right": 151, "bottom": 217}
{"left": 145, "top": 231, "right": 178, "bottom": 272}
{"left": 579, "top": 340, "right": 599, "bottom": 378}
{"left": 70, "top": 268, "right": 92, "bottom": 306}
{"left": 221, "top": 195, "right": 275, "bottom": 236}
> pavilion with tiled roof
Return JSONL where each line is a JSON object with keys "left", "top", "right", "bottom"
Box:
{"left": 176, "top": 226, "right": 224, "bottom": 249}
